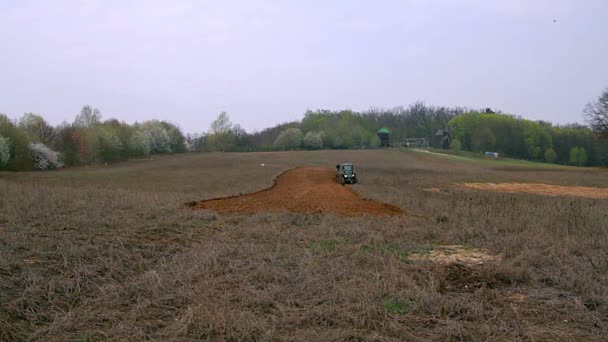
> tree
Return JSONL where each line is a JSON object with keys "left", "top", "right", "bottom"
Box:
{"left": 274, "top": 128, "right": 303, "bottom": 150}
{"left": 569, "top": 147, "right": 588, "bottom": 166}
{"left": 18, "top": 113, "right": 56, "bottom": 145}
{"left": 74, "top": 105, "right": 102, "bottom": 128}
{"left": 0, "top": 135, "right": 10, "bottom": 167}
{"left": 98, "top": 128, "right": 123, "bottom": 162}
{"left": 0, "top": 113, "right": 33, "bottom": 170}
{"left": 471, "top": 126, "right": 496, "bottom": 152}
{"left": 584, "top": 88, "right": 608, "bottom": 140}
{"left": 29, "top": 143, "right": 63, "bottom": 170}
{"left": 303, "top": 131, "right": 323, "bottom": 150}
{"left": 208, "top": 112, "right": 235, "bottom": 151}
{"left": 160, "top": 121, "right": 187, "bottom": 153}
{"left": 128, "top": 129, "right": 151, "bottom": 156}
{"left": 141, "top": 121, "right": 172, "bottom": 153}
{"left": 210, "top": 112, "right": 232, "bottom": 134}
{"left": 544, "top": 148, "right": 557, "bottom": 163}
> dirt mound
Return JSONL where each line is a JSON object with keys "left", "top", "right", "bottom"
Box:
{"left": 460, "top": 182, "right": 608, "bottom": 199}
{"left": 189, "top": 167, "right": 403, "bottom": 216}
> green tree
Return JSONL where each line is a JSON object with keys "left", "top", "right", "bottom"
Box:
{"left": 0, "top": 135, "right": 10, "bottom": 167}
{"left": 98, "top": 128, "right": 124, "bottom": 163}
{"left": 569, "top": 147, "right": 588, "bottom": 166}
{"left": 0, "top": 113, "right": 33, "bottom": 170}
{"left": 274, "top": 128, "right": 303, "bottom": 150}
{"left": 471, "top": 126, "right": 496, "bottom": 152}
{"left": 544, "top": 148, "right": 557, "bottom": 163}
{"left": 208, "top": 112, "right": 235, "bottom": 151}
{"left": 18, "top": 113, "right": 56, "bottom": 145}
{"left": 450, "top": 138, "right": 462, "bottom": 150}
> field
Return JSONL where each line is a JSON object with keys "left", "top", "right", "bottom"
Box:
{"left": 1, "top": 149, "right": 607, "bottom": 341}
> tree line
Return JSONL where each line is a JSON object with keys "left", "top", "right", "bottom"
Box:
{"left": 0, "top": 106, "right": 186, "bottom": 171}
{"left": 449, "top": 112, "right": 607, "bottom": 166}
{"left": 189, "top": 101, "right": 607, "bottom": 166}
{"left": 1, "top": 89, "right": 607, "bottom": 171}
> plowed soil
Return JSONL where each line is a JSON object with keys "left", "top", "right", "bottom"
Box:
{"left": 461, "top": 182, "right": 608, "bottom": 199}
{"left": 189, "top": 167, "right": 403, "bottom": 216}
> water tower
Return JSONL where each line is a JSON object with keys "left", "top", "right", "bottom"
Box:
{"left": 377, "top": 128, "right": 390, "bottom": 147}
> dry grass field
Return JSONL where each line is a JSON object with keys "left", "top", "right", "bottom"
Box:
{"left": 1, "top": 149, "right": 607, "bottom": 341}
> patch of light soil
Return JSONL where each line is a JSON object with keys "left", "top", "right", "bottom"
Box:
{"left": 411, "top": 245, "right": 500, "bottom": 266}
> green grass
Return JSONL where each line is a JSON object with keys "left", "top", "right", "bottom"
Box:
{"left": 309, "top": 239, "right": 348, "bottom": 254}
{"left": 408, "top": 148, "right": 574, "bottom": 170}
{"left": 383, "top": 297, "right": 413, "bottom": 315}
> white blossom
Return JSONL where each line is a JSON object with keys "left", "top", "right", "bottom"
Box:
{"left": 29, "top": 143, "right": 64, "bottom": 170}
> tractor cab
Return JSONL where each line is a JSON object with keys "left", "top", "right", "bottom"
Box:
{"left": 336, "top": 163, "right": 358, "bottom": 185}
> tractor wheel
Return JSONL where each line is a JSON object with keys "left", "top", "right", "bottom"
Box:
{"left": 340, "top": 177, "right": 345, "bottom": 185}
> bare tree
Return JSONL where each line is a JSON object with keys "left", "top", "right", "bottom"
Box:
{"left": 74, "top": 105, "right": 102, "bottom": 128}
{"left": 584, "top": 88, "right": 608, "bottom": 140}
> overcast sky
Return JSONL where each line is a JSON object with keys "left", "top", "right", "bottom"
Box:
{"left": 1, "top": 0, "right": 606, "bottom": 133}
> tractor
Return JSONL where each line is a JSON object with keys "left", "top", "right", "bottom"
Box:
{"left": 336, "top": 163, "right": 357, "bottom": 185}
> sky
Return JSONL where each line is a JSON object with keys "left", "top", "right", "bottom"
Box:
{"left": 1, "top": 0, "right": 607, "bottom": 133}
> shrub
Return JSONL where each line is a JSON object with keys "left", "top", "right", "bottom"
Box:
{"left": 450, "top": 138, "right": 462, "bottom": 151}
{"left": 29, "top": 143, "right": 64, "bottom": 170}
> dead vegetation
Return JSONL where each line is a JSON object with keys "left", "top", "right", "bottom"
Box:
{"left": 0, "top": 149, "right": 607, "bottom": 340}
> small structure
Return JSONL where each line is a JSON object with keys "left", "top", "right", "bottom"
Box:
{"left": 484, "top": 152, "right": 499, "bottom": 158}
{"left": 377, "top": 128, "right": 390, "bottom": 147}
{"left": 404, "top": 138, "right": 429, "bottom": 148}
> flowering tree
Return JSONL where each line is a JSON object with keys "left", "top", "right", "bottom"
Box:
{"left": 274, "top": 128, "right": 303, "bottom": 150}
{"left": 129, "top": 129, "right": 151, "bottom": 156}
{"left": 141, "top": 121, "right": 172, "bottom": 153}
{"left": 29, "top": 143, "right": 64, "bottom": 170}
{"left": 303, "top": 131, "right": 323, "bottom": 150}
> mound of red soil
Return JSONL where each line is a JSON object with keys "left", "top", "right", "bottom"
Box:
{"left": 189, "top": 167, "right": 403, "bottom": 216}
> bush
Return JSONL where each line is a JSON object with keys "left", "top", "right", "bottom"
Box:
{"left": 29, "top": 143, "right": 64, "bottom": 170}
{"left": 0, "top": 135, "right": 10, "bottom": 167}
{"left": 450, "top": 138, "right": 462, "bottom": 151}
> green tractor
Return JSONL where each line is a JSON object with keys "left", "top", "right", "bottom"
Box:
{"left": 336, "top": 163, "right": 357, "bottom": 185}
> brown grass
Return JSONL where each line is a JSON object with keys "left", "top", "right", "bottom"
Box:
{"left": 0, "top": 149, "right": 607, "bottom": 340}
